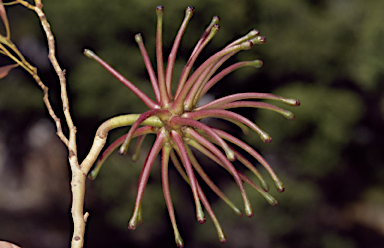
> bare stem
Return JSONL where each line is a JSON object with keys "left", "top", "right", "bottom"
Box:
{"left": 27, "top": 2, "right": 89, "bottom": 247}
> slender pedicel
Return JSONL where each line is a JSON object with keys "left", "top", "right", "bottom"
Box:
{"left": 183, "top": 109, "right": 272, "bottom": 143}
{"left": 194, "top": 178, "right": 227, "bottom": 243}
{"left": 171, "top": 131, "right": 205, "bottom": 223}
{"left": 83, "top": 49, "right": 159, "bottom": 109}
{"left": 135, "top": 33, "right": 161, "bottom": 102}
{"left": 175, "top": 24, "right": 220, "bottom": 97}
{"left": 213, "top": 128, "right": 284, "bottom": 192}
{"left": 184, "top": 50, "right": 238, "bottom": 111}
{"left": 238, "top": 171, "right": 278, "bottom": 206}
{"left": 172, "top": 41, "right": 254, "bottom": 114}
{"left": 192, "top": 60, "right": 263, "bottom": 105}
{"left": 156, "top": 6, "right": 171, "bottom": 107}
{"left": 215, "top": 101, "right": 295, "bottom": 120}
{"left": 128, "top": 132, "right": 167, "bottom": 230}
{"left": 186, "top": 139, "right": 243, "bottom": 216}
{"left": 119, "top": 109, "right": 164, "bottom": 155}
{"left": 171, "top": 150, "right": 227, "bottom": 242}
{"left": 132, "top": 134, "right": 147, "bottom": 162}
{"left": 169, "top": 116, "right": 235, "bottom": 160}
{"left": 161, "top": 145, "right": 184, "bottom": 248}
{"left": 174, "top": 16, "right": 220, "bottom": 98}
{"left": 186, "top": 133, "right": 277, "bottom": 205}
{"left": 190, "top": 16, "right": 220, "bottom": 59}
{"left": 197, "top": 92, "right": 300, "bottom": 111}
{"left": 230, "top": 146, "right": 270, "bottom": 192}
{"left": 185, "top": 128, "right": 254, "bottom": 217}
{"left": 165, "top": 6, "right": 195, "bottom": 98}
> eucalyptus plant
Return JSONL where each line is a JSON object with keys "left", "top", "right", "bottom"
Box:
{"left": 0, "top": 2, "right": 299, "bottom": 248}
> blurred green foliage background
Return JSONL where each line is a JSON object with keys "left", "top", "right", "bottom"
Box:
{"left": 1, "top": 0, "right": 384, "bottom": 247}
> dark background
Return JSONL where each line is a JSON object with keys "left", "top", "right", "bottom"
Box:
{"left": 1, "top": 0, "right": 384, "bottom": 247}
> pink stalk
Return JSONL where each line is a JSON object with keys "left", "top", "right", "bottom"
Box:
{"left": 193, "top": 60, "right": 263, "bottom": 104}
{"left": 196, "top": 185, "right": 226, "bottom": 243}
{"left": 183, "top": 51, "right": 239, "bottom": 111}
{"left": 189, "top": 16, "right": 220, "bottom": 59}
{"left": 165, "top": 6, "right": 195, "bottom": 98}
{"left": 132, "top": 134, "right": 147, "bottom": 162}
{"left": 188, "top": 126, "right": 269, "bottom": 190}
{"left": 218, "top": 116, "right": 251, "bottom": 135}
{"left": 186, "top": 132, "right": 277, "bottom": 205}
{"left": 186, "top": 32, "right": 265, "bottom": 106}
{"left": 169, "top": 116, "right": 235, "bottom": 160}
{"left": 229, "top": 145, "right": 270, "bottom": 192}
{"left": 192, "top": 180, "right": 226, "bottom": 242}
{"left": 213, "top": 128, "right": 284, "bottom": 192}
{"left": 237, "top": 171, "right": 278, "bottom": 206}
{"left": 185, "top": 52, "right": 242, "bottom": 108}
{"left": 156, "top": 6, "right": 170, "bottom": 107}
{"left": 183, "top": 33, "right": 266, "bottom": 108}
{"left": 83, "top": 49, "right": 158, "bottom": 109}
{"left": 161, "top": 146, "right": 184, "bottom": 248}
{"left": 216, "top": 101, "right": 295, "bottom": 120}
{"left": 119, "top": 109, "right": 165, "bottom": 155}
{"left": 174, "top": 24, "right": 220, "bottom": 98}
{"left": 171, "top": 150, "right": 226, "bottom": 242}
{"left": 185, "top": 128, "right": 254, "bottom": 217}
{"left": 89, "top": 126, "right": 158, "bottom": 180}
{"left": 183, "top": 109, "right": 272, "bottom": 143}
{"left": 185, "top": 141, "right": 243, "bottom": 216}
{"left": 170, "top": 150, "right": 188, "bottom": 181}
{"left": 196, "top": 92, "right": 301, "bottom": 111}
{"left": 128, "top": 132, "right": 167, "bottom": 230}
{"left": 178, "top": 30, "right": 261, "bottom": 104}
{"left": 135, "top": 33, "right": 161, "bottom": 102}
{"left": 170, "top": 130, "right": 205, "bottom": 223}
{"left": 172, "top": 41, "right": 253, "bottom": 114}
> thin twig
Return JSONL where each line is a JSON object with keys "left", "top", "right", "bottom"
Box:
{"left": 18, "top": 1, "right": 87, "bottom": 247}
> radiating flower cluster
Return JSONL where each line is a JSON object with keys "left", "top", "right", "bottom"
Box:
{"left": 85, "top": 5, "right": 300, "bottom": 247}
